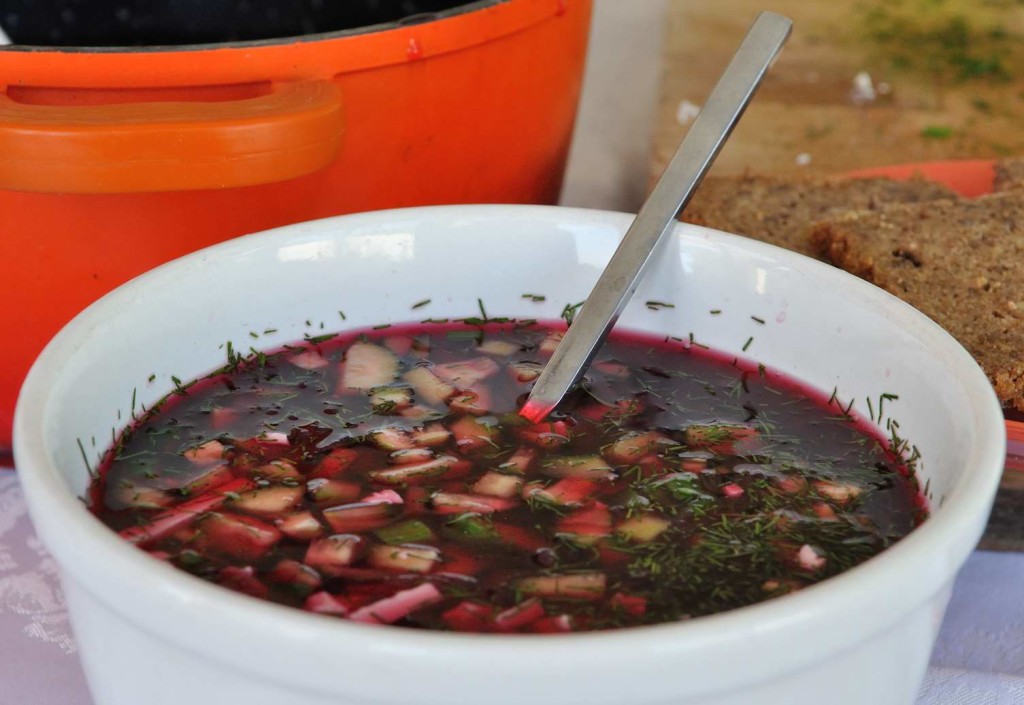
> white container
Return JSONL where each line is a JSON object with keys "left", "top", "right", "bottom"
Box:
{"left": 14, "top": 205, "right": 1005, "bottom": 705}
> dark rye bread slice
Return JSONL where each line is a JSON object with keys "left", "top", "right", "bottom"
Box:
{"left": 682, "top": 173, "right": 957, "bottom": 256}
{"left": 810, "top": 192, "right": 1024, "bottom": 411}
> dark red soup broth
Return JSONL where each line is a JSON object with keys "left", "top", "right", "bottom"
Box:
{"left": 91, "top": 322, "right": 925, "bottom": 632}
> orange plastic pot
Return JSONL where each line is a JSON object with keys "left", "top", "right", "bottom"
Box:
{"left": 0, "top": 0, "right": 592, "bottom": 454}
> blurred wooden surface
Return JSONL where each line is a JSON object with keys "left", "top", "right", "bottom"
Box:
{"left": 652, "top": 0, "right": 1024, "bottom": 181}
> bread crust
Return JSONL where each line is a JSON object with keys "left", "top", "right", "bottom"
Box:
{"left": 810, "top": 194, "right": 1024, "bottom": 411}
{"left": 683, "top": 173, "right": 956, "bottom": 256}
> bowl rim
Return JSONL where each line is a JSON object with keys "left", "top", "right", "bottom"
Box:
{"left": 13, "top": 204, "right": 1007, "bottom": 697}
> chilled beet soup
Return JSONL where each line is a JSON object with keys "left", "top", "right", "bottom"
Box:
{"left": 90, "top": 321, "right": 925, "bottom": 633}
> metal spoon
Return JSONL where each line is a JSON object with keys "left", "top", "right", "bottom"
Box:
{"left": 520, "top": 10, "right": 792, "bottom": 423}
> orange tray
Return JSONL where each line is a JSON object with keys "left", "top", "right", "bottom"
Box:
{"left": 847, "top": 159, "right": 1021, "bottom": 476}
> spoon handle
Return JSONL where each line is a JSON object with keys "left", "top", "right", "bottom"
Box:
{"left": 520, "top": 11, "right": 792, "bottom": 423}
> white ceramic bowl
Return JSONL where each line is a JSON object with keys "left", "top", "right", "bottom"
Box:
{"left": 14, "top": 205, "right": 1005, "bottom": 705}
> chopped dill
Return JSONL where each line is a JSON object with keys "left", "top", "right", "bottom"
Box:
{"left": 561, "top": 301, "right": 585, "bottom": 326}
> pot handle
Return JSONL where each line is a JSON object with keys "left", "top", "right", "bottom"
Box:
{"left": 0, "top": 80, "right": 343, "bottom": 194}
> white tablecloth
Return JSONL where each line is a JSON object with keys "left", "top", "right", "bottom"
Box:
{"left": 0, "top": 471, "right": 1020, "bottom": 704}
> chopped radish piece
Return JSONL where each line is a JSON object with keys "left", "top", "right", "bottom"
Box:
{"left": 403, "top": 486, "right": 431, "bottom": 515}
{"left": 604, "top": 431, "right": 673, "bottom": 465}
{"left": 383, "top": 335, "right": 414, "bottom": 356}
{"left": 431, "top": 492, "right": 516, "bottom": 514}
{"left": 404, "top": 366, "right": 456, "bottom": 405}
{"left": 527, "top": 614, "right": 575, "bottom": 633}
{"left": 267, "top": 559, "right": 323, "bottom": 597}
{"left": 539, "top": 330, "right": 563, "bottom": 356}
{"left": 594, "top": 360, "right": 630, "bottom": 377}
{"left": 557, "top": 502, "right": 612, "bottom": 544}
{"left": 275, "top": 511, "right": 324, "bottom": 541}
{"left": 182, "top": 464, "right": 234, "bottom": 496}
{"left": 494, "top": 598, "right": 545, "bottom": 631}
{"left": 367, "top": 455, "right": 469, "bottom": 485}
{"left": 210, "top": 407, "right": 238, "bottom": 430}
{"left": 637, "top": 455, "right": 665, "bottom": 477}
{"left": 797, "top": 544, "right": 827, "bottom": 572}
{"left": 288, "top": 349, "right": 329, "bottom": 370}
{"left": 813, "top": 480, "right": 862, "bottom": 504}
{"left": 498, "top": 446, "right": 537, "bottom": 475}
{"left": 260, "top": 431, "right": 291, "bottom": 448}
{"left": 615, "top": 514, "right": 670, "bottom": 542}
{"left": 361, "top": 489, "right": 404, "bottom": 505}
{"left": 518, "top": 421, "right": 569, "bottom": 449}
{"left": 681, "top": 457, "right": 709, "bottom": 473}
{"left": 509, "top": 361, "right": 542, "bottom": 383}
{"left": 722, "top": 483, "right": 745, "bottom": 499}
{"left": 493, "top": 523, "right": 547, "bottom": 551}
{"left": 304, "top": 591, "right": 351, "bottom": 616}
{"left": 390, "top": 448, "right": 434, "bottom": 465}
{"left": 119, "top": 478, "right": 256, "bottom": 546}
{"left": 231, "top": 485, "right": 303, "bottom": 518}
{"left": 309, "top": 448, "right": 360, "bottom": 479}
{"left": 441, "top": 600, "right": 492, "bottom": 632}
{"left": 109, "top": 483, "right": 174, "bottom": 510}
{"left": 609, "top": 592, "right": 647, "bottom": 617}
{"left": 450, "top": 415, "right": 499, "bottom": 454}
{"left": 369, "top": 427, "right": 415, "bottom": 451}
{"left": 472, "top": 472, "right": 523, "bottom": 498}
{"left": 370, "top": 386, "right": 413, "bottom": 414}
{"left": 578, "top": 402, "right": 615, "bottom": 422}
{"left": 368, "top": 544, "right": 441, "bottom": 573}
{"left": 433, "top": 357, "right": 500, "bottom": 387}
{"left": 192, "top": 513, "right": 282, "bottom": 562}
{"left": 252, "top": 459, "right": 302, "bottom": 482}
{"left": 306, "top": 478, "right": 362, "bottom": 506}
{"left": 477, "top": 339, "right": 521, "bottom": 357}
{"left": 541, "top": 455, "right": 615, "bottom": 481}
{"left": 775, "top": 474, "right": 808, "bottom": 495}
{"left": 304, "top": 534, "right": 364, "bottom": 575}
{"left": 518, "top": 572, "right": 606, "bottom": 600}
{"left": 436, "top": 545, "right": 485, "bottom": 576}
{"left": 183, "top": 440, "right": 225, "bottom": 465}
{"left": 410, "top": 336, "right": 431, "bottom": 357}
{"left": 399, "top": 405, "right": 442, "bottom": 421}
{"left": 411, "top": 423, "right": 451, "bottom": 447}
{"left": 322, "top": 501, "right": 402, "bottom": 533}
{"left": 448, "top": 387, "right": 492, "bottom": 416}
{"left": 524, "top": 478, "right": 596, "bottom": 507}
{"left": 762, "top": 579, "right": 803, "bottom": 595}
{"left": 217, "top": 566, "right": 269, "bottom": 599}
{"left": 812, "top": 502, "right": 838, "bottom": 520}
{"left": 349, "top": 582, "right": 443, "bottom": 624}
{"left": 341, "top": 342, "right": 399, "bottom": 391}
